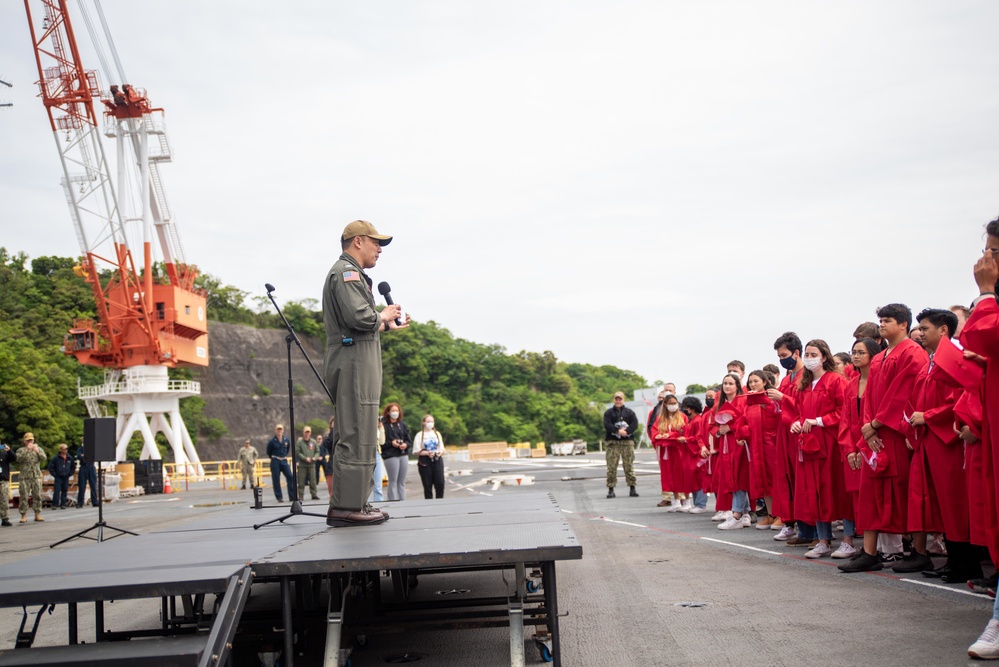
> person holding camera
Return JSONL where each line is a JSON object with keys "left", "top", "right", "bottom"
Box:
{"left": 381, "top": 403, "right": 411, "bottom": 501}
{"left": 604, "top": 392, "right": 639, "bottom": 498}
{"left": 413, "top": 414, "right": 447, "bottom": 499}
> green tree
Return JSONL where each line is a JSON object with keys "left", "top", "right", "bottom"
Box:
{"left": 685, "top": 383, "right": 708, "bottom": 394}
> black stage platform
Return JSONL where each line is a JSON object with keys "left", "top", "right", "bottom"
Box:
{"left": 0, "top": 491, "right": 581, "bottom": 666}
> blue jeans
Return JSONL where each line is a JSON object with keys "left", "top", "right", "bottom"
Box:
{"left": 816, "top": 521, "right": 833, "bottom": 541}
{"left": 732, "top": 490, "right": 751, "bottom": 514}
{"left": 270, "top": 458, "right": 294, "bottom": 501}
{"left": 843, "top": 518, "right": 856, "bottom": 538}
{"left": 77, "top": 464, "right": 98, "bottom": 506}
{"left": 52, "top": 476, "right": 69, "bottom": 507}
{"left": 370, "top": 451, "right": 386, "bottom": 502}
{"left": 692, "top": 489, "right": 707, "bottom": 509}
{"left": 993, "top": 590, "right": 999, "bottom": 622}
{"left": 797, "top": 521, "right": 817, "bottom": 540}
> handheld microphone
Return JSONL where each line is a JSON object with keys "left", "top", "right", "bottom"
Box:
{"left": 377, "top": 282, "right": 403, "bottom": 326}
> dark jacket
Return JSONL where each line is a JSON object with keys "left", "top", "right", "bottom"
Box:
{"left": 48, "top": 452, "right": 77, "bottom": 478}
{"left": 381, "top": 421, "right": 411, "bottom": 459}
{"left": 266, "top": 435, "right": 291, "bottom": 459}
{"left": 75, "top": 447, "right": 96, "bottom": 471}
{"left": 0, "top": 445, "right": 11, "bottom": 482}
{"left": 319, "top": 441, "right": 334, "bottom": 474}
{"left": 604, "top": 405, "right": 638, "bottom": 441}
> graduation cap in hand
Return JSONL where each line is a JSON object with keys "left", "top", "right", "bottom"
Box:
{"left": 714, "top": 407, "right": 736, "bottom": 424}
{"left": 744, "top": 391, "right": 770, "bottom": 407}
{"left": 934, "top": 336, "right": 983, "bottom": 393}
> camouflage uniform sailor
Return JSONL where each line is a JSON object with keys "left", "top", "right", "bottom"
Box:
{"left": 322, "top": 220, "right": 409, "bottom": 527}
{"left": 236, "top": 439, "right": 258, "bottom": 490}
{"left": 15, "top": 432, "right": 47, "bottom": 523}
{"left": 0, "top": 443, "right": 12, "bottom": 526}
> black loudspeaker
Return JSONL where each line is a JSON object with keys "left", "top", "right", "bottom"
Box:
{"left": 83, "top": 417, "right": 116, "bottom": 462}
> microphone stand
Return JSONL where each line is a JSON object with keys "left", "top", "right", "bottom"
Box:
{"left": 254, "top": 284, "right": 334, "bottom": 529}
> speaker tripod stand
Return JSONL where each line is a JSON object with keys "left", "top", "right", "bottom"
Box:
{"left": 50, "top": 462, "right": 136, "bottom": 548}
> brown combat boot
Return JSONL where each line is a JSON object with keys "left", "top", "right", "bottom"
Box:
{"left": 34, "top": 511, "right": 44, "bottom": 522}
{"left": 19, "top": 515, "right": 27, "bottom": 524}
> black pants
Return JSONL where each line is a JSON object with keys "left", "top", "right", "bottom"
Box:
{"left": 417, "top": 457, "right": 445, "bottom": 499}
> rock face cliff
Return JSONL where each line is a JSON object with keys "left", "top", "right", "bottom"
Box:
{"left": 189, "top": 322, "right": 333, "bottom": 462}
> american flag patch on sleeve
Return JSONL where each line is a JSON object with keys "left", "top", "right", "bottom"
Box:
{"left": 343, "top": 271, "right": 360, "bottom": 282}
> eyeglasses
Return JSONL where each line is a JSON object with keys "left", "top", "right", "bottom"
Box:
{"left": 850, "top": 351, "right": 868, "bottom": 357}
{"left": 984, "top": 248, "right": 999, "bottom": 257}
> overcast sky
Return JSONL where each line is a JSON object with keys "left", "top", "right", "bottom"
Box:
{"left": 2, "top": 1, "right": 998, "bottom": 393}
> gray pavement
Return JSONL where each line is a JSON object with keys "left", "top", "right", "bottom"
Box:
{"left": 0, "top": 450, "right": 993, "bottom": 665}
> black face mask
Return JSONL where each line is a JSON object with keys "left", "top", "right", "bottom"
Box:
{"left": 704, "top": 397, "right": 715, "bottom": 409}
{"left": 779, "top": 356, "right": 797, "bottom": 371}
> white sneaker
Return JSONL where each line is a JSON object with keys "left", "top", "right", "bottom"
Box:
{"left": 805, "top": 543, "right": 832, "bottom": 558}
{"left": 677, "top": 500, "right": 693, "bottom": 513}
{"left": 666, "top": 503, "right": 680, "bottom": 513}
{"left": 738, "top": 514, "right": 752, "bottom": 528}
{"left": 711, "top": 510, "right": 732, "bottom": 522}
{"left": 831, "top": 543, "right": 857, "bottom": 559}
{"left": 718, "top": 516, "right": 745, "bottom": 530}
{"left": 773, "top": 526, "right": 797, "bottom": 541}
{"left": 969, "top": 619, "right": 999, "bottom": 659}
{"left": 688, "top": 506, "right": 707, "bottom": 514}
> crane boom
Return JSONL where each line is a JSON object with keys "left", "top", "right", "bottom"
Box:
{"left": 24, "top": 0, "right": 208, "bottom": 368}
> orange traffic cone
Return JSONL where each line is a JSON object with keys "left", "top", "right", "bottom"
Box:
{"left": 163, "top": 474, "right": 172, "bottom": 494}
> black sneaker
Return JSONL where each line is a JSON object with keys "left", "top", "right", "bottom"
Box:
{"left": 606, "top": 488, "right": 616, "bottom": 499}
{"left": 892, "top": 551, "right": 933, "bottom": 573}
{"left": 839, "top": 551, "right": 884, "bottom": 573}
{"left": 629, "top": 486, "right": 639, "bottom": 497}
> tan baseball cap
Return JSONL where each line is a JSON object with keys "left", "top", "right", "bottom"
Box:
{"left": 341, "top": 220, "right": 393, "bottom": 246}
{"left": 613, "top": 391, "right": 625, "bottom": 400}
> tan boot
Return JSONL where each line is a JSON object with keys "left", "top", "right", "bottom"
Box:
{"left": 19, "top": 515, "right": 27, "bottom": 524}
{"left": 34, "top": 511, "right": 44, "bottom": 522}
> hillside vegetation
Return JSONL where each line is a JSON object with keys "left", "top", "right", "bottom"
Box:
{"left": 0, "top": 249, "right": 648, "bottom": 455}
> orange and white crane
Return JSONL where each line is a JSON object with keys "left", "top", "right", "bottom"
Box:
{"left": 24, "top": 0, "right": 207, "bottom": 471}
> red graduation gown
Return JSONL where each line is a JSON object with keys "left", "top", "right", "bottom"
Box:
{"left": 836, "top": 375, "right": 865, "bottom": 522}
{"left": 686, "top": 413, "right": 713, "bottom": 495}
{"left": 651, "top": 411, "right": 690, "bottom": 494}
{"left": 857, "top": 339, "right": 928, "bottom": 533}
{"left": 709, "top": 395, "right": 749, "bottom": 499}
{"left": 771, "top": 371, "right": 801, "bottom": 522}
{"left": 904, "top": 359, "right": 966, "bottom": 540}
{"left": 789, "top": 372, "right": 846, "bottom": 524}
{"left": 955, "top": 390, "right": 989, "bottom": 549}
{"left": 739, "top": 399, "right": 779, "bottom": 500}
{"left": 961, "top": 297, "right": 999, "bottom": 559}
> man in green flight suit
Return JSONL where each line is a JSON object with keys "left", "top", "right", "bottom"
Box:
{"left": 295, "top": 426, "right": 319, "bottom": 501}
{"left": 323, "top": 220, "right": 409, "bottom": 527}
{"left": 16, "top": 432, "right": 47, "bottom": 523}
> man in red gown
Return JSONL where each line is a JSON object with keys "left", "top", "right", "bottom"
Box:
{"left": 767, "top": 332, "right": 807, "bottom": 542}
{"left": 840, "top": 303, "right": 928, "bottom": 573}
{"left": 895, "top": 309, "right": 970, "bottom": 578}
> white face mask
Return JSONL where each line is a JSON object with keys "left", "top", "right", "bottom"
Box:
{"left": 666, "top": 404, "right": 680, "bottom": 413}
{"left": 803, "top": 357, "right": 823, "bottom": 371}
{"left": 425, "top": 421, "right": 434, "bottom": 429}
{"left": 389, "top": 411, "right": 400, "bottom": 420}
